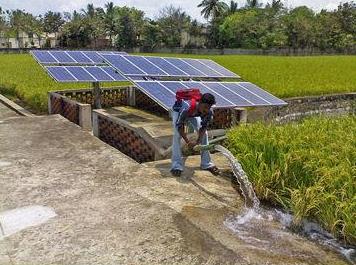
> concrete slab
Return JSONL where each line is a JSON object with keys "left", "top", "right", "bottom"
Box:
{"left": 0, "top": 115, "right": 349, "bottom": 265}
{"left": 0, "top": 101, "right": 20, "bottom": 121}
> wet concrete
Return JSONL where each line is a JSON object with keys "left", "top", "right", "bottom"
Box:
{"left": 0, "top": 114, "right": 350, "bottom": 264}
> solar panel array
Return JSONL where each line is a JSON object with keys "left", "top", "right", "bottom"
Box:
{"left": 100, "top": 54, "right": 239, "bottom": 79}
{"left": 134, "top": 81, "right": 287, "bottom": 109}
{"left": 45, "top": 66, "right": 127, "bottom": 82}
{"left": 31, "top": 50, "right": 127, "bottom": 65}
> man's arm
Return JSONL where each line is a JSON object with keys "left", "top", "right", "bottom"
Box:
{"left": 196, "top": 110, "right": 213, "bottom": 144}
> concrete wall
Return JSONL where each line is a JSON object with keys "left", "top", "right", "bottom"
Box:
{"left": 247, "top": 93, "right": 356, "bottom": 124}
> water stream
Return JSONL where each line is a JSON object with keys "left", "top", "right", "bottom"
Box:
{"left": 214, "top": 144, "right": 356, "bottom": 264}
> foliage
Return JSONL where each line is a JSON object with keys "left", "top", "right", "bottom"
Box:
{"left": 226, "top": 116, "right": 356, "bottom": 244}
{"left": 0, "top": 1, "right": 355, "bottom": 50}
{"left": 157, "top": 5, "right": 192, "bottom": 48}
{"left": 43, "top": 11, "right": 64, "bottom": 34}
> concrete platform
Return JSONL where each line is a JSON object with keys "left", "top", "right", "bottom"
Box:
{"left": 106, "top": 106, "right": 173, "bottom": 149}
{"left": 0, "top": 114, "right": 349, "bottom": 265}
{"left": 0, "top": 102, "right": 20, "bottom": 121}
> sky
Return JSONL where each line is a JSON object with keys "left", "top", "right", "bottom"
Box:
{"left": 0, "top": 0, "right": 348, "bottom": 22}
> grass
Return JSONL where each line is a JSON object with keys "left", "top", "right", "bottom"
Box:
{"left": 0, "top": 53, "right": 355, "bottom": 113}
{"left": 226, "top": 115, "right": 356, "bottom": 245}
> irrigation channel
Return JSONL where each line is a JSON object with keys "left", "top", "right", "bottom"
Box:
{"left": 210, "top": 144, "right": 356, "bottom": 265}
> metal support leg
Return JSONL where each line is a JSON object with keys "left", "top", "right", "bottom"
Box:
{"left": 93, "top": 82, "right": 101, "bottom": 109}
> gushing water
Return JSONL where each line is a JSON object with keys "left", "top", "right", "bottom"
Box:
{"left": 213, "top": 144, "right": 355, "bottom": 264}
{"left": 214, "top": 144, "right": 260, "bottom": 209}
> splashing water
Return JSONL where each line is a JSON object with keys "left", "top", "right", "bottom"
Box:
{"left": 214, "top": 144, "right": 260, "bottom": 209}
{"left": 213, "top": 144, "right": 355, "bottom": 264}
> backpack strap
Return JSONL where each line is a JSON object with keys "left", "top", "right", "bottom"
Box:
{"left": 188, "top": 99, "right": 197, "bottom": 116}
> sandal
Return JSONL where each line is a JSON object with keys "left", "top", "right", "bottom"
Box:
{"left": 205, "top": 166, "right": 220, "bottom": 176}
{"left": 170, "top": 169, "right": 182, "bottom": 177}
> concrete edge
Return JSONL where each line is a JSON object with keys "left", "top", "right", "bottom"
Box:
{"left": 0, "top": 94, "right": 34, "bottom": 117}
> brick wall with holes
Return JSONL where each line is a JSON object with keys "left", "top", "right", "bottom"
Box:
{"left": 50, "top": 94, "right": 79, "bottom": 125}
{"left": 97, "top": 116, "right": 155, "bottom": 163}
{"left": 134, "top": 89, "right": 169, "bottom": 118}
{"left": 58, "top": 87, "right": 129, "bottom": 108}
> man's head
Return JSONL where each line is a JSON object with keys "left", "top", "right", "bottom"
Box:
{"left": 198, "top": 93, "right": 216, "bottom": 116}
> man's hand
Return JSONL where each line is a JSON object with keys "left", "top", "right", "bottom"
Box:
{"left": 187, "top": 140, "right": 197, "bottom": 149}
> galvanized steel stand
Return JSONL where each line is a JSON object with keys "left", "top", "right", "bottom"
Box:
{"left": 92, "top": 82, "right": 102, "bottom": 109}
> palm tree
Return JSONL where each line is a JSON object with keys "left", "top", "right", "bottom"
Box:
{"left": 198, "top": 0, "right": 228, "bottom": 20}
{"left": 246, "top": 0, "right": 262, "bottom": 9}
{"left": 228, "top": 1, "right": 239, "bottom": 14}
{"left": 104, "top": 2, "right": 116, "bottom": 47}
{"left": 82, "top": 4, "right": 95, "bottom": 18}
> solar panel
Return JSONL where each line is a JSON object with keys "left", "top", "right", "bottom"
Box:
{"left": 134, "top": 81, "right": 287, "bottom": 110}
{"left": 31, "top": 50, "right": 127, "bottom": 65}
{"left": 100, "top": 54, "right": 240, "bottom": 79}
{"left": 45, "top": 66, "right": 127, "bottom": 82}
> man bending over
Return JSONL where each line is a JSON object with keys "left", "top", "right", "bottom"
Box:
{"left": 171, "top": 92, "right": 219, "bottom": 177}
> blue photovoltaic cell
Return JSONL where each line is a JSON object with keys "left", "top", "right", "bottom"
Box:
{"left": 223, "top": 83, "right": 270, "bottom": 105}
{"left": 159, "top": 82, "right": 186, "bottom": 94}
{"left": 124, "top": 56, "right": 167, "bottom": 76}
{"left": 165, "top": 58, "right": 206, "bottom": 77}
{"left": 101, "top": 54, "right": 145, "bottom": 76}
{"left": 144, "top": 57, "right": 188, "bottom": 77}
{"left": 67, "top": 51, "right": 93, "bottom": 64}
{"left": 50, "top": 51, "right": 76, "bottom": 64}
{"left": 185, "top": 59, "right": 222, "bottom": 77}
{"left": 66, "top": 66, "right": 96, "bottom": 81}
{"left": 203, "top": 82, "right": 254, "bottom": 107}
{"left": 101, "top": 67, "right": 127, "bottom": 81}
{"left": 133, "top": 81, "right": 287, "bottom": 110}
{"left": 46, "top": 67, "right": 76, "bottom": 82}
{"left": 135, "top": 82, "right": 176, "bottom": 108}
{"left": 83, "top": 51, "right": 105, "bottom": 64}
{"left": 85, "top": 67, "right": 114, "bottom": 81}
{"left": 200, "top": 59, "right": 238, "bottom": 77}
{"left": 182, "top": 82, "right": 233, "bottom": 107}
{"left": 32, "top": 51, "right": 57, "bottom": 63}
{"left": 239, "top": 82, "right": 287, "bottom": 105}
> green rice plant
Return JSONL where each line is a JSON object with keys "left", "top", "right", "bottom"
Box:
{"left": 226, "top": 115, "right": 356, "bottom": 244}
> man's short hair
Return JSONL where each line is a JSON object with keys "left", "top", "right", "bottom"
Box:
{"left": 200, "top": 93, "right": 216, "bottom": 106}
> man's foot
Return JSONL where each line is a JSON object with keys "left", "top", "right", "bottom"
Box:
{"left": 170, "top": 169, "right": 182, "bottom": 177}
{"left": 204, "top": 166, "right": 220, "bottom": 176}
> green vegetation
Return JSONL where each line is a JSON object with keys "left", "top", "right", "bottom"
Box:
{"left": 1, "top": 1, "right": 355, "bottom": 51}
{"left": 1, "top": 54, "right": 355, "bottom": 113}
{"left": 226, "top": 115, "right": 356, "bottom": 244}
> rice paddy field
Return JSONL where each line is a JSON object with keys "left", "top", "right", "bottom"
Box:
{"left": 226, "top": 115, "right": 356, "bottom": 245}
{"left": 0, "top": 53, "right": 355, "bottom": 113}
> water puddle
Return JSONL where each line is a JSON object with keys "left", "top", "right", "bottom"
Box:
{"left": 214, "top": 144, "right": 356, "bottom": 264}
{"left": 0, "top": 205, "right": 56, "bottom": 239}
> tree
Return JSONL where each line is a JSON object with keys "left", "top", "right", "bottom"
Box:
{"left": 103, "top": 2, "right": 116, "bottom": 46}
{"left": 157, "top": 5, "right": 192, "bottom": 48}
{"left": 198, "top": 0, "right": 228, "bottom": 20}
{"left": 114, "top": 6, "right": 145, "bottom": 49}
{"left": 228, "top": 1, "right": 239, "bottom": 15}
{"left": 284, "top": 6, "right": 316, "bottom": 49}
{"left": 43, "top": 11, "right": 64, "bottom": 34}
{"left": 142, "top": 20, "right": 162, "bottom": 50}
{"left": 245, "top": 0, "right": 262, "bottom": 9}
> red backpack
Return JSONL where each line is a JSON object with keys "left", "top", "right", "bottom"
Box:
{"left": 176, "top": 88, "right": 202, "bottom": 115}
